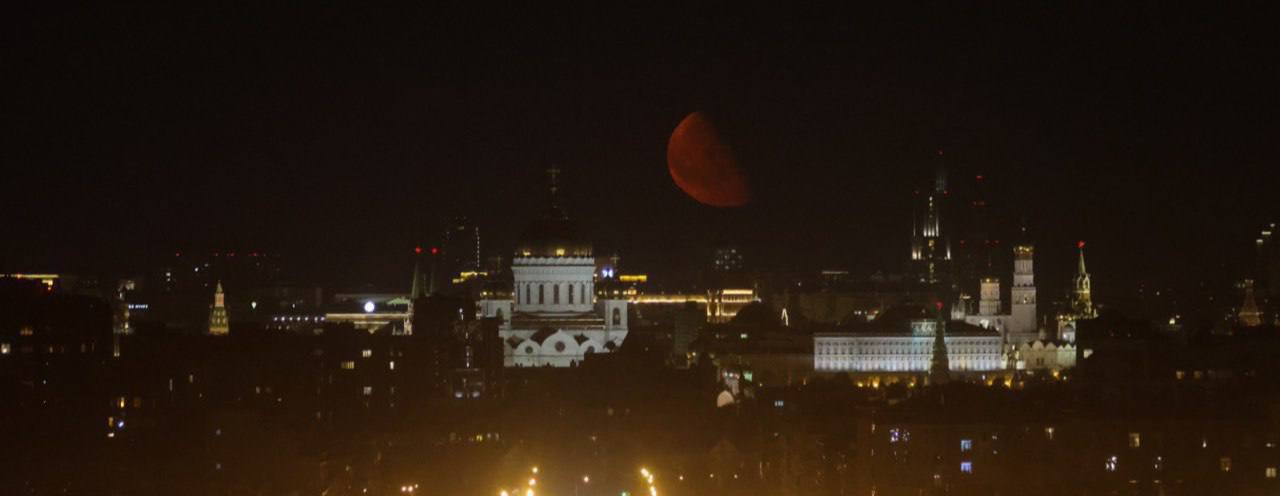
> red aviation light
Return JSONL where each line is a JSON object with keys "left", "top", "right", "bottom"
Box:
{"left": 431, "top": 247, "right": 439, "bottom": 255}
{"left": 1078, "top": 241, "right": 1086, "bottom": 249}
{"left": 414, "top": 246, "right": 423, "bottom": 254}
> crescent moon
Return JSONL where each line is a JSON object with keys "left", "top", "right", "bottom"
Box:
{"left": 667, "top": 112, "right": 751, "bottom": 207}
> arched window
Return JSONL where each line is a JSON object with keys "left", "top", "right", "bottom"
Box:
{"left": 568, "top": 284, "right": 575, "bottom": 304}
{"left": 524, "top": 285, "right": 530, "bottom": 305}
{"left": 553, "top": 284, "right": 560, "bottom": 304}
{"left": 612, "top": 308, "right": 622, "bottom": 326}
{"left": 538, "top": 284, "right": 545, "bottom": 304}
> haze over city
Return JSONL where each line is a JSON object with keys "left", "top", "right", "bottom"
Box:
{"left": 3, "top": 4, "right": 1278, "bottom": 496}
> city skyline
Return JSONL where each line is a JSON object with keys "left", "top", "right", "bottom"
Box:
{"left": 4, "top": 5, "right": 1280, "bottom": 495}
{"left": 5, "top": 4, "right": 1276, "bottom": 296}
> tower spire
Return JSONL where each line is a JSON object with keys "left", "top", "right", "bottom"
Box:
{"left": 1071, "top": 241, "right": 1097, "bottom": 319}
{"left": 934, "top": 149, "right": 947, "bottom": 193}
{"left": 1077, "top": 241, "right": 1088, "bottom": 276}
{"left": 410, "top": 247, "right": 424, "bottom": 300}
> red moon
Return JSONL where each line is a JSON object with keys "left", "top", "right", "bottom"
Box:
{"left": 667, "top": 112, "right": 751, "bottom": 207}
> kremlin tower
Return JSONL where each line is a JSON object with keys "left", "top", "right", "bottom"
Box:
{"left": 207, "top": 281, "right": 229, "bottom": 336}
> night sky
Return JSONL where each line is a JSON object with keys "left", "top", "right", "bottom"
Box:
{"left": 5, "top": 4, "right": 1276, "bottom": 297}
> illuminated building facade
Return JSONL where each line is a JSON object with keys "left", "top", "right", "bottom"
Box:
{"left": 208, "top": 281, "right": 229, "bottom": 335}
{"left": 476, "top": 167, "right": 628, "bottom": 367}
{"left": 910, "top": 163, "right": 953, "bottom": 285}
{"left": 713, "top": 246, "right": 744, "bottom": 272}
{"left": 1259, "top": 223, "right": 1278, "bottom": 322}
{"left": 814, "top": 305, "right": 1003, "bottom": 374}
{"left": 1239, "top": 279, "right": 1263, "bottom": 328}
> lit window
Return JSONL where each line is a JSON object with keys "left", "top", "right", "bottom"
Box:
{"left": 1128, "top": 433, "right": 1141, "bottom": 448}
{"left": 388, "top": 361, "right": 395, "bottom": 370}
{"left": 960, "top": 439, "right": 973, "bottom": 452}
{"left": 362, "top": 349, "right": 373, "bottom": 358}
{"left": 889, "top": 428, "right": 908, "bottom": 443}
{"left": 960, "top": 461, "right": 972, "bottom": 474}
{"left": 1045, "top": 426, "right": 1055, "bottom": 440}
{"left": 341, "top": 361, "right": 355, "bottom": 370}
{"left": 1221, "top": 457, "right": 1232, "bottom": 472}
{"left": 773, "top": 400, "right": 785, "bottom": 408}
{"left": 1105, "top": 455, "right": 1118, "bottom": 472}
{"left": 362, "top": 386, "right": 373, "bottom": 396}
{"left": 1266, "top": 467, "right": 1277, "bottom": 479}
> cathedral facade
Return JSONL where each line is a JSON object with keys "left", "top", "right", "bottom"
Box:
{"left": 477, "top": 168, "right": 628, "bottom": 367}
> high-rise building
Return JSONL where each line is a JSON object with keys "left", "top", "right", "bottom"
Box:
{"left": 713, "top": 246, "right": 744, "bottom": 272}
{"left": 1258, "top": 223, "right": 1278, "bottom": 302}
{"left": 443, "top": 216, "right": 481, "bottom": 279}
{"left": 208, "top": 281, "right": 229, "bottom": 336}
{"left": 954, "top": 171, "right": 1002, "bottom": 307}
{"left": 910, "top": 159, "right": 952, "bottom": 286}
{"left": 1238, "top": 279, "right": 1263, "bottom": 328}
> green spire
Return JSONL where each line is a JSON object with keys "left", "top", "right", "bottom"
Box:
{"left": 930, "top": 301, "right": 951, "bottom": 385}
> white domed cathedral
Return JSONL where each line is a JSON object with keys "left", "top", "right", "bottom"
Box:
{"left": 477, "top": 167, "right": 629, "bottom": 367}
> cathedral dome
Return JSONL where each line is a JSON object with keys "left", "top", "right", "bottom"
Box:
{"left": 515, "top": 166, "right": 593, "bottom": 258}
{"left": 515, "top": 215, "right": 592, "bottom": 258}
{"left": 730, "top": 301, "right": 781, "bottom": 327}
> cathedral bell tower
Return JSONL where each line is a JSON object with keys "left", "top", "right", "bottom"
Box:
{"left": 1011, "top": 242, "right": 1037, "bottom": 337}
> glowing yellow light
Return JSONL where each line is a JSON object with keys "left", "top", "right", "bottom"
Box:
{"left": 619, "top": 274, "right": 648, "bottom": 283}
{"left": 500, "top": 491, "right": 509, "bottom": 496}
{"left": 528, "top": 478, "right": 536, "bottom": 486}
{"left": 582, "top": 475, "right": 590, "bottom": 483}
{"left": 531, "top": 467, "right": 538, "bottom": 474}
{"left": 555, "top": 248, "right": 566, "bottom": 256}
